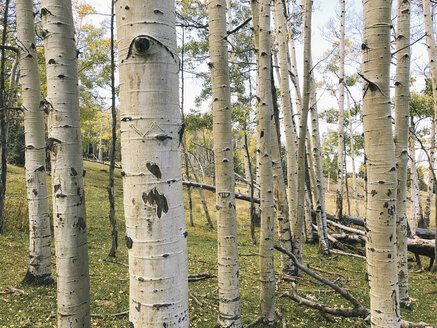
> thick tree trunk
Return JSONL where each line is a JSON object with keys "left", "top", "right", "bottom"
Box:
{"left": 41, "top": 0, "right": 90, "bottom": 325}
{"left": 394, "top": 0, "right": 411, "bottom": 306}
{"left": 293, "top": 0, "right": 312, "bottom": 267}
{"left": 256, "top": 0, "right": 276, "bottom": 322}
{"left": 336, "top": 0, "right": 345, "bottom": 222}
{"left": 208, "top": 2, "right": 241, "bottom": 326}
{"left": 15, "top": 0, "right": 53, "bottom": 286}
{"left": 362, "top": 0, "right": 400, "bottom": 326}
{"left": 108, "top": 0, "right": 118, "bottom": 258}
{"left": 116, "top": 1, "right": 189, "bottom": 326}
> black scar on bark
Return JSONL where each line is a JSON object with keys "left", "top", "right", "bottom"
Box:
{"left": 129, "top": 322, "right": 134, "bottom": 328}
{"left": 142, "top": 188, "right": 169, "bottom": 218}
{"left": 125, "top": 236, "right": 133, "bottom": 249}
{"left": 76, "top": 217, "right": 86, "bottom": 230}
{"left": 70, "top": 167, "right": 78, "bottom": 176}
{"left": 146, "top": 162, "right": 161, "bottom": 179}
{"left": 134, "top": 37, "right": 150, "bottom": 53}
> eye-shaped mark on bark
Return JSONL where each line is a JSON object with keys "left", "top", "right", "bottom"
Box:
{"left": 125, "top": 235, "right": 133, "bottom": 249}
{"left": 154, "top": 9, "right": 164, "bottom": 15}
{"left": 146, "top": 162, "right": 162, "bottom": 179}
{"left": 142, "top": 188, "right": 168, "bottom": 218}
{"left": 125, "top": 35, "right": 178, "bottom": 65}
{"left": 48, "top": 58, "right": 56, "bottom": 64}
{"left": 178, "top": 122, "right": 185, "bottom": 147}
{"left": 134, "top": 37, "right": 150, "bottom": 53}
{"left": 54, "top": 184, "right": 61, "bottom": 193}
{"left": 57, "top": 74, "right": 66, "bottom": 79}
{"left": 35, "top": 165, "right": 45, "bottom": 172}
{"left": 70, "top": 167, "right": 78, "bottom": 176}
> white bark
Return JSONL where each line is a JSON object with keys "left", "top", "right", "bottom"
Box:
{"left": 116, "top": 1, "right": 189, "bottom": 326}
{"left": 41, "top": 0, "right": 90, "bottom": 325}
{"left": 362, "top": 0, "right": 400, "bottom": 326}
{"left": 409, "top": 129, "right": 418, "bottom": 235}
{"left": 394, "top": 0, "right": 410, "bottom": 307}
{"left": 273, "top": 0, "right": 298, "bottom": 236}
{"left": 208, "top": 1, "right": 241, "bottom": 325}
{"left": 257, "top": 0, "right": 276, "bottom": 322}
{"left": 336, "top": 0, "right": 345, "bottom": 221}
{"left": 308, "top": 58, "right": 329, "bottom": 254}
{"left": 293, "top": 0, "right": 312, "bottom": 266}
{"left": 16, "top": 0, "right": 53, "bottom": 286}
{"left": 422, "top": 0, "right": 437, "bottom": 265}
{"left": 348, "top": 94, "right": 360, "bottom": 217}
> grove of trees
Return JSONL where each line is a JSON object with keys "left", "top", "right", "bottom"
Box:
{"left": 0, "top": 0, "right": 437, "bottom": 327}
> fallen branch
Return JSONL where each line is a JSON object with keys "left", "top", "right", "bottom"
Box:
{"left": 327, "top": 219, "right": 365, "bottom": 236}
{"left": 188, "top": 272, "right": 215, "bottom": 281}
{"left": 281, "top": 286, "right": 369, "bottom": 318}
{"left": 111, "top": 311, "right": 129, "bottom": 317}
{"left": 330, "top": 249, "right": 366, "bottom": 260}
{"left": 189, "top": 291, "right": 203, "bottom": 306}
{"left": 0, "top": 286, "right": 27, "bottom": 296}
{"left": 103, "top": 259, "right": 128, "bottom": 267}
{"left": 274, "top": 245, "right": 364, "bottom": 309}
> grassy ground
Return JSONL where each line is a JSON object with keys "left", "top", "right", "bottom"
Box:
{"left": 0, "top": 162, "right": 436, "bottom": 327}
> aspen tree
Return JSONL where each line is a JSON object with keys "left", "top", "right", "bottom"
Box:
{"left": 422, "top": 0, "right": 437, "bottom": 266}
{"left": 362, "top": 0, "right": 400, "bottom": 326}
{"left": 348, "top": 94, "right": 360, "bottom": 217}
{"left": 207, "top": 2, "right": 241, "bottom": 325}
{"left": 336, "top": 0, "right": 345, "bottom": 221}
{"left": 272, "top": 0, "right": 298, "bottom": 234}
{"left": 15, "top": 0, "right": 53, "bottom": 285}
{"left": 116, "top": 1, "right": 189, "bottom": 326}
{"left": 394, "top": 0, "right": 410, "bottom": 307}
{"left": 309, "top": 67, "right": 329, "bottom": 254}
{"left": 40, "top": 0, "right": 90, "bottom": 325}
{"left": 256, "top": 0, "right": 276, "bottom": 322}
{"left": 293, "top": 0, "right": 312, "bottom": 265}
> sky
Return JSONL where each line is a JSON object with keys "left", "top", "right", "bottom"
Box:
{"left": 86, "top": 0, "right": 433, "bottom": 172}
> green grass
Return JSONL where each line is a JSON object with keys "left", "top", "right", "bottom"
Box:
{"left": 0, "top": 162, "right": 436, "bottom": 327}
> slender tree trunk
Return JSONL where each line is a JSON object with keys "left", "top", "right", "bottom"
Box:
{"left": 116, "top": 1, "right": 189, "bottom": 326}
{"left": 41, "top": 0, "right": 90, "bottom": 325}
{"left": 273, "top": 0, "right": 298, "bottom": 242}
{"left": 256, "top": 0, "right": 276, "bottom": 322}
{"left": 309, "top": 59, "right": 329, "bottom": 254}
{"left": 0, "top": 0, "right": 10, "bottom": 234}
{"left": 336, "top": 0, "right": 345, "bottom": 222}
{"left": 424, "top": 114, "right": 434, "bottom": 228}
{"left": 186, "top": 150, "right": 213, "bottom": 229}
{"left": 293, "top": 0, "right": 312, "bottom": 267}
{"left": 423, "top": 0, "right": 437, "bottom": 266}
{"left": 362, "top": 0, "right": 400, "bottom": 326}
{"left": 394, "top": 0, "right": 410, "bottom": 306}
{"left": 208, "top": 1, "right": 241, "bottom": 326}
{"left": 15, "top": 0, "right": 53, "bottom": 285}
{"left": 271, "top": 72, "right": 293, "bottom": 274}
{"left": 348, "top": 94, "right": 360, "bottom": 217}
{"left": 409, "top": 126, "right": 418, "bottom": 236}
{"left": 108, "top": 0, "right": 118, "bottom": 258}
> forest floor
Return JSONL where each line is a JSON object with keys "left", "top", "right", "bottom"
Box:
{"left": 0, "top": 162, "right": 436, "bottom": 328}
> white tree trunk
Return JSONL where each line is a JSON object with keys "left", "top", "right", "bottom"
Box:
{"left": 348, "top": 94, "right": 360, "bottom": 217}
{"left": 207, "top": 1, "right": 241, "bottom": 325}
{"left": 336, "top": 0, "right": 345, "bottom": 222}
{"left": 16, "top": 0, "right": 53, "bottom": 286}
{"left": 256, "top": 0, "right": 276, "bottom": 322}
{"left": 309, "top": 70, "right": 330, "bottom": 254}
{"left": 293, "top": 0, "right": 312, "bottom": 266}
{"left": 273, "top": 0, "right": 298, "bottom": 237}
{"left": 394, "top": 0, "right": 410, "bottom": 307}
{"left": 116, "top": 1, "right": 189, "bottom": 326}
{"left": 409, "top": 129, "right": 418, "bottom": 236}
{"left": 362, "top": 0, "right": 400, "bottom": 326}
{"left": 41, "top": 0, "right": 90, "bottom": 325}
